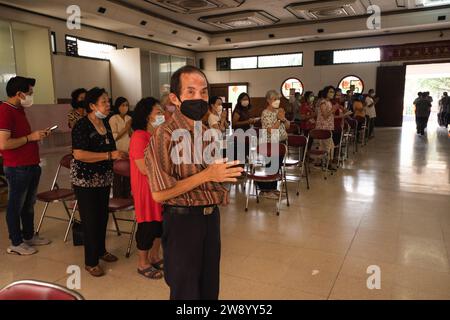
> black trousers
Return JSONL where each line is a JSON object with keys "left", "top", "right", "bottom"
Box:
{"left": 113, "top": 174, "right": 131, "bottom": 198}
{"left": 162, "top": 207, "right": 221, "bottom": 300}
{"left": 416, "top": 116, "right": 429, "bottom": 135}
{"left": 74, "top": 186, "right": 110, "bottom": 267}
{"left": 136, "top": 221, "right": 162, "bottom": 251}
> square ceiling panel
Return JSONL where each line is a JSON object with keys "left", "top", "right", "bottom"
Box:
{"left": 286, "top": 0, "right": 366, "bottom": 20}
{"left": 199, "top": 10, "right": 280, "bottom": 30}
{"left": 146, "top": 0, "right": 245, "bottom": 14}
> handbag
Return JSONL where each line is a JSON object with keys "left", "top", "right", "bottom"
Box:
{"left": 72, "top": 221, "right": 84, "bottom": 246}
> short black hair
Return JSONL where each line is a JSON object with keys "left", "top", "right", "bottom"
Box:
{"left": 6, "top": 76, "right": 36, "bottom": 97}
{"left": 321, "top": 86, "right": 335, "bottom": 99}
{"left": 85, "top": 87, "right": 107, "bottom": 113}
{"left": 70, "top": 88, "right": 87, "bottom": 108}
{"left": 131, "top": 97, "right": 160, "bottom": 131}
{"left": 208, "top": 96, "right": 222, "bottom": 106}
{"left": 304, "top": 91, "right": 314, "bottom": 101}
{"left": 170, "top": 65, "right": 209, "bottom": 98}
{"left": 113, "top": 96, "right": 129, "bottom": 115}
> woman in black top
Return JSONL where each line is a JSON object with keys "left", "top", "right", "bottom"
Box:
{"left": 71, "top": 87, "right": 127, "bottom": 277}
{"left": 232, "top": 92, "right": 257, "bottom": 131}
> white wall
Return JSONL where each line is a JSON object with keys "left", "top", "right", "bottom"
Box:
{"left": 197, "top": 30, "right": 450, "bottom": 97}
{"left": 52, "top": 54, "right": 111, "bottom": 100}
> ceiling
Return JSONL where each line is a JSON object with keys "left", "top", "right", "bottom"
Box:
{"left": 1, "top": 0, "right": 450, "bottom": 51}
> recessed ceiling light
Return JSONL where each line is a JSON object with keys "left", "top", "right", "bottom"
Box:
{"left": 148, "top": 34, "right": 154, "bottom": 37}
{"left": 140, "top": 20, "right": 147, "bottom": 26}
{"left": 197, "top": 36, "right": 202, "bottom": 41}
{"left": 268, "top": 34, "right": 275, "bottom": 38}
{"left": 97, "top": 7, "right": 106, "bottom": 14}
{"left": 172, "top": 30, "right": 178, "bottom": 34}
{"left": 225, "top": 38, "right": 231, "bottom": 42}
{"left": 187, "top": 44, "right": 192, "bottom": 47}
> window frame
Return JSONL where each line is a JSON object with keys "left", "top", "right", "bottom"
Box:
{"left": 280, "top": 77, "right": 305, "bottom": 100}
{"left": 332, "top": 46, "right": 381, "bottom": 65}
{"left": 337, "top": 75, "right": 365, "bottom": 94}
{"left": 228, "top": 51, "right": 304, "bottom": 71}
{"left": 65, "top": 34, "right": 117, "bottom": 61}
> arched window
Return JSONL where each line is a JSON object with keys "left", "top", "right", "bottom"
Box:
{"left": 280, "top": 78, "right": 304, "bottom": 99}
{"left": 338, "top": 75, "right": 364, "bottom": 94}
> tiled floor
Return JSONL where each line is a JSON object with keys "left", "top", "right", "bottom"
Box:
{"left": 1, "top": 120, "right": 449, "bottom": 300}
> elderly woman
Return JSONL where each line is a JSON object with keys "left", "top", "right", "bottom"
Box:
{"left": 68, "top": 88, "right": 87, "bottom": 129}
{"left": 258, "top": 90, "right": 290, "bottom": 199}
{"left": 316, "top": 86, "right": 338, "bottom": 171}
{"left": 129, "top": 97, "right": 165, "bottom": 280}
{"left": 208, "top": 96, "right": 228, "bottom": 134}
{"left": 71, "top": 87, "right": 127, "bottom": 277}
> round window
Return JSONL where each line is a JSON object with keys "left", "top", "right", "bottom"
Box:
{"left": 280, "top": 78, "right": 304, "bottom": 99}
{"left": 338, "top": 75, "right": 364, "bottom": 94}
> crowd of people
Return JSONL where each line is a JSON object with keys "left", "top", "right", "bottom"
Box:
{"left": 0, "top": 68, "right": 379, "bottom": 299}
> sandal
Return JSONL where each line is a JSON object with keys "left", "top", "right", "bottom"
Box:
{"left": 151, "top": 259, "right": 164, "bottom": 271}
{"left": 85, "top": 265, "right": 105, "bottom": 277}
{"left": 137, "top": 266, "right": 163, "bottom": 280}
{"left": 100, "top": 252, "right": 118, "bottom": 263}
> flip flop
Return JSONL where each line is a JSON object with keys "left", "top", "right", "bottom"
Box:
{"left": 151, "top": 260, "right": 164, "bottom": 271}
{"left": 137, "top": 266, "right": 163, "bottom": 280}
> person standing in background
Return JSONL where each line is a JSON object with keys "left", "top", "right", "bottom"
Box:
{"left": 0, "top": 76, "right": 52, "bottom": 255}
{"left": 109, "top": 97, "right": 132, "bottom": 198}
{"left": 292, "top": 92, "right": 302, "bottom": 122}
{"left": 71, "top": 87, "right": 127, "bottom": 277}
{"left": 68, "top": 88, "right": 87, "bottom": 129}
{"left": 415, "top": 92, "right": 432, "bottom": 136}
{"left": 160, "top": 93, "right": 176, "bottom": 121}
{"left": 365, "top": 89, "right": 377, "bottom": 138}
{"left": 208, "top": 96, "right": 228, "bottom": 134}
{"left": 129, "top": 97, "right": 165, "bottom": 280}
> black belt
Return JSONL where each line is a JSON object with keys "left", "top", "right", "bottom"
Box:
{"left": 163, "top": 205, "right": 218, "bottom": 216}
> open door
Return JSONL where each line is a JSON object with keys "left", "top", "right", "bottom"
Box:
{"left": 375, "top": 65, "right": 406, "bottom": 127}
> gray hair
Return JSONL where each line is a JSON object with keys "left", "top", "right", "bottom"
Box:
{"left": 265, "top": 90, "right": 280, "bottom": 102}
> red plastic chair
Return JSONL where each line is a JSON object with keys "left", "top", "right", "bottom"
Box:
{"left": 308, "top": 129, "right": 332, "bottom": 180}
{"left": 286, "top": 135, "right": 309, "bottom": 194}
{"left": 0, "top": 280, "right": 84, "bottom": 300}
{"left": 36, "top": 154, "right": 77, "bottom": 238}
{"left": 286, "top": 123, "right": 300, "bottom": 135}
{"left": 245, "top": 143, "right": 289, "bottom": 216}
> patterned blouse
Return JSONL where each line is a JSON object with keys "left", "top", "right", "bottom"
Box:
{"left": 316, "top": 99, "right": 335, "bottom": 131}
{"left": 70, "top": 117, "right": 116, "bottom": 188}
{"left": 261, "top": 108, "right": 288, "bottom": 142}
{"left": 68, "top": 109, "right": 84, "bottom": 129}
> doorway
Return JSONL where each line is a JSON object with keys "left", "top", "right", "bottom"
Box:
{"left": 403, "top": 63, "right": 450, "bottom": 130}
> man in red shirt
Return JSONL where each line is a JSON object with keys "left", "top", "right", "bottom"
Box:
{"left": 0, "top": 76, "right": 52, "bottom": 255}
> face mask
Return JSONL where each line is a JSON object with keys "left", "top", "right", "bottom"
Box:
{"left": 20, "top": 94, "right": 33, "bottom": 108}
{"left": 241, "top": 100, "right": 249, "bottom": 107}
{"left": 166, "top": 105, "right": 176, "bottom": 113}
{"left": 95, "top": 110, "right": 108, "bottom": 120}
{"left": 309, "top": 97, "right": 314, "bottom": 103}
{"left": 272, "top": 100, "right": 281, "bottom": 109}
{"left": 180, "top": 99, "right": 208, "bottom": 121}
{"left": 216, "top": 105, "right": 223, "bottom": 114}
{"left": 151, "top": 115, "right": 165, "bottom": 127}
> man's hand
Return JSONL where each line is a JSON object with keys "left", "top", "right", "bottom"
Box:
{"left": 205, "top": 159, "right": 243, "bottom": 183}
{"left": 28, "top": 130, "right": 49, "bottom": 142}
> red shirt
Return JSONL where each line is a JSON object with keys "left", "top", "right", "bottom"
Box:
{"left": 129, "top": 130, "right": 162, "bottom": 223}
{"left": 299, "top": 102, "right": 316, "bottom": 130}
{"left": 0, "top": 102, "right": 40, "bottom": 167}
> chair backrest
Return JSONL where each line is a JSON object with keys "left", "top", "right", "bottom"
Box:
{"left": 113, "top": 159, "right": 131, "bottom": 177}
{"left": 286, "top": 123, "right": 300, "bottom": 135}
{"left": 287, "top": 135, "right": 308, "bottom": 148}
{"left": 60, "top": 154, "right": 74, "bottom": 169}
{"left": 0, "top": 280, "right": 84, "bottom": 300}
{"left": 309, "top": 129, "right": 332, "bottom": 140}
{"left": 345, "top": 118, "right": 358, "bottom": 130}
{"left": 355, "top": 116, "right": 366, "bottom": 124}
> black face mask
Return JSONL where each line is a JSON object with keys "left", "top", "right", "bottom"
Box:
{"left": 180, "top": 99, "right": 208, "bottom": 121}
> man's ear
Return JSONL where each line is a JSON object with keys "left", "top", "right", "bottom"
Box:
{"left": 169, "top": 93, "right": 180, "bottom": 107}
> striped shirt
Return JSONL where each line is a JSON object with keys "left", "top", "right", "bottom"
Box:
{"left": 145, "top": 108, "right": 229, "bottom": 206}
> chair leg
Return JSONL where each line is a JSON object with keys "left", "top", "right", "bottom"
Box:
{"left": 64, "top": 200, "right": 78, "bottom": 242}
{"left": 126, "top": 219, "right": 137, "bottom": 258}
{"left": 245, "top": 180, "right": 250, "bottom": 212}
{"left": 111, "top": 212, "right": 121, "bottom": 236}
{"left": 255, "top": 182, "right": 260, "bottom": 204}
{"left": 284, "top": 178, "right": 290, "bottom": 207}
{"left": 305, "top": 162, "right": 310, "bottom": 190}
{"left": 276, "top": 182, "right": 282, "bottom": 216}
{"left": 35, "top": 202, "right": 49, "bottom": 235}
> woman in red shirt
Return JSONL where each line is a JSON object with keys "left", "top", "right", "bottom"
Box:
{"left": 299, "top": 91, "right": 316, "bottom": 136}
{"left": 129, "top": 97, "right": 166, "bottom": 279}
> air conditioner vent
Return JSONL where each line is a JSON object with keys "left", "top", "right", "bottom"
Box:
{"left": 145, "top": 0, "right": 245, "bottom": 14}
{"left": 200, "top": 10, "right": 279, "bottom": 29}
{"left": 286, "top": 0, "right": 365, "bottom": 20}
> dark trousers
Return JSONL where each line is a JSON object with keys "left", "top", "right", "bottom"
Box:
{"left": 74, "top": 186, "right": 110, "bottom": 267}
{"left": 162, "top": 207, "right": 221, "bottom": 300}
{"left": 4, "top": 165, "right": 41, "bottom": 246}
{"left": 113, "top": 174, "right": 131, "bottom": 198}
{"left": 416, "top": 116, "right": 429, "bottom": 135}
{"left": 368, "top": 117, "right": 376, "bottom": 137}
{"left": 136, "top": 221, "right": 162, "bottom": 251}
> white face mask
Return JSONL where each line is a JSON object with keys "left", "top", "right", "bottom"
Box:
{"left": 241, "top": 100, "right": 249, "bottom": 107}
{"left": 20, "top": 94, "right": 34, "bottom": 108}
{"left": 151, "top": 115, "right": 165, "bottom": 128}
{"left": 95, "top": 110, "right": 108, "bottom": 119}
{"left": 272, "top": 100, "right": 281, "bottom": 109}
